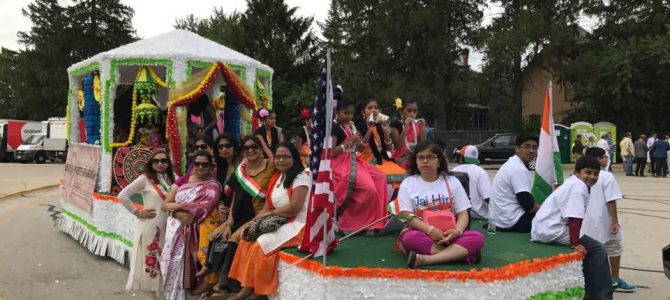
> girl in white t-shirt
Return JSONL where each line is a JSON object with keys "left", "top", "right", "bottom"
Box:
{"left": 398, "top": 142, "right": 485, "bottom": 268}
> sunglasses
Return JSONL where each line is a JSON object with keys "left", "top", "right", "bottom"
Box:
{"left": 194, "top": 144, "right": 209, "bottom": 150}
{"left": 243, "top": 144, "right": 260, "bottom": 152}
{"left": 152, "top": 158, "right": 169, "bottom": 164}
{"left": 193, "top": 161, "right": 211, "bottom": 168}
{"left": 218, "top": 143, "right": 233, "bottom": 149}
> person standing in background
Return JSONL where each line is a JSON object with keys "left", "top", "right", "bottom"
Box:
{"left": 572, "top": 135, "right": 585, "bottom": 161}
{"left": 634, "top": 134, "right": 648, "bottom": 177}
{"left": 651, "top": 134, "right": 670, "bottom": 177}
{"left": 619, "top": 132, "right": 635, "bottom": 176}
{"left": 597, "top": 133, "right": 611, "bottom": 171}
{"left": 646, "top": 132, "right": 657, "bottom": 175}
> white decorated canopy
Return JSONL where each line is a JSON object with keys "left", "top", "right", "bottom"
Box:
{"left": 66, "top": 30, "right": 273, "bottom": 193}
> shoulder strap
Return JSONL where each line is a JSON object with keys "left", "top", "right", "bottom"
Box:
{"left": 444, "top": 175, "right": 454, "bottom": 205}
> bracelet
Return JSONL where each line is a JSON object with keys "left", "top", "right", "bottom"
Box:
{"left": 168, "top": 210, "right": 174, "bottom": 218}
{"left": 427, "top": 225, "right": 434, "bottom": 235}
{"left": 134, "top": 210, "right": 141, "bottom": 218}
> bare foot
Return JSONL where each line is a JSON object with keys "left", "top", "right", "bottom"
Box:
{"left": 195, "top": 266, "right": 211, "bottom": 278}
{"left": 229, "top": 287, "right": 253, "bottom": 300}
{"left": 189, "top": 281, "right": 212, "bottom": 296}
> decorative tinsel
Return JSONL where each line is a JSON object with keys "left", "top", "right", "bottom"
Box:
{"left": 166, "top": 62, "right": 258, "bottom": 174}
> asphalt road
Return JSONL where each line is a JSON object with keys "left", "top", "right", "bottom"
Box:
{"left": 0, "top": 189, "right": 155, "bottom": 300}
{"left": 0, "top": 163, "right": 668, "bottom": 300}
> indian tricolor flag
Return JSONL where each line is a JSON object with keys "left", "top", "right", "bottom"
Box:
{"left": 387, "top": 199, "right": 414, "bottom": 221}
{"left": 531, "top": 82, "right": 564, "bottom": 204}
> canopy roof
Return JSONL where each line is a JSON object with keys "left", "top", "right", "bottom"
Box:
{"left": 68, "top": 29, "right": 273, "bottom": 74}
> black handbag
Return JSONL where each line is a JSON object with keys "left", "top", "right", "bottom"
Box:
{"left": 242, "top": 215, "right": 287, "bottom": 241}
{"left": 205, "top": 235, "right": 230, "bottom": 273}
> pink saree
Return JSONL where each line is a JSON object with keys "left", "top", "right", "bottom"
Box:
{"left": 160, "top": 179, "right": 221, "bottom": 300}
{"left": 332, "top": 123, "right": 389, "bottom": 231}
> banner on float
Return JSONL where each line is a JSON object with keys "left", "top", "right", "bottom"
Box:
{"left": 61, "top": 144, "right": 101, "bottom": 212}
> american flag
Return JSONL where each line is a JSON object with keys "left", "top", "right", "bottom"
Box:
{"left": 299, "top": 51, "right": 338, "bottom": 257}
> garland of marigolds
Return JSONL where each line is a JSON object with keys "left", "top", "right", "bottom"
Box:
{"left": 166, "top": 62, "right": 258, "bottom": 174}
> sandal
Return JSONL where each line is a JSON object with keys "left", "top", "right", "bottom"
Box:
{"left": 407, "top": 251, "right": 422, "bottom": 269}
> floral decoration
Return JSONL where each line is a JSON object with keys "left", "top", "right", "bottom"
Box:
{"left": 278, "top": 250, "right": 584, "bottom": 283}
{"left": 145, "top": 228, "right": 161, "bottom": 278}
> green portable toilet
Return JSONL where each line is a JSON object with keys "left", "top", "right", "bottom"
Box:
{"left": 554, "top": 124, "right": 571, "bottom": 163}
{"left": 570, "top": 122, "right": 594, "bottom": 162}
{"left": 594, "top": 122, "right": 617, "bottom": 163}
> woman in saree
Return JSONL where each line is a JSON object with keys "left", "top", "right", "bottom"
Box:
{"left": 118, "top": 149, "right": 175, "bottom": 293}
{"left": 228, "top": 142, "right": 310, "bottom": 300}
{"left": 160, "top": 150, "right": 221, "bottom": 300}
{"left": 390, "top": 98, "right": 427, "bottom": 168}
{"left": 332, "top": 99, "right": 389, "bottom": 235}
{"left": 214, "top": 135, "right": 275, "bottom": 293}
{"left": 293, "top": 108, "right": 312, "bottom": 168}
{"left": 191, "top": 133, "right": 242, "bottom": 297}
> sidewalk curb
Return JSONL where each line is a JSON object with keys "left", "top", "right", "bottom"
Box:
{"left": 0, "top": 184, "right": 60, "bottom": 201}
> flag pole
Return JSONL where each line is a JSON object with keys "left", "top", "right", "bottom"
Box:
{"left": 287, "top": 214, "right": 392, "bottom": 267}
{"left": 322, "top": 48, "right": 334, "bottom": 267}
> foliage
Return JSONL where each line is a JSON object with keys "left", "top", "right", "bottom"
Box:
{"left": 175, "top": 0, "right": 320, "bottom": 137}
{"left": 321, "top": 0, "right": 484, "bottom": 129}
{"left": 477, "top": 0, "right": 583, "bottom": 130}
{"left": 3, "top": 0, "right": 136, "bottom": 121}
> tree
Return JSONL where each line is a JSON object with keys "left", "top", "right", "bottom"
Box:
{"left": 477, "top": 0, "right": 583, "bottom": 129}
{"left": 175, "top": 0, "right": 320, "bottom": 137}
{"left": 561, "top": 1, "right": 670, "bottom": 133}
{"left": 9, "top": 0, "right": 135, "bottom": 120}
{"left": 0, "top": 48, "right": 23, "bottom": 119}
{"left": 322, "top": 0, "right": 484, "bottom": 129}
{"left": 174, "top": 8, "right": 244, "bottom": 49}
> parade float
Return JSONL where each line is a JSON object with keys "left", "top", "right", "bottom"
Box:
{"left": 58, "top": 29, "right": 584, "bottom": 300}
{"left": 58, "top": 29, "right": 273, "bottom": 263}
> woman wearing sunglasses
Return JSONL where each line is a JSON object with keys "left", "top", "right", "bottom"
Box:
{"left": 161, "top": 151, "right": 222, "bottom": 300}
{"left": 190, "top": 134, "right": 242, "bottom": 295}
{"left": 117, "top": 149, "right": 175, "bottom": 294}
{"left": 215, "top": 135, "right": 276, "bottom": 293}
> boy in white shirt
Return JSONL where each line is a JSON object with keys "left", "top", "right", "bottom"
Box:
{"left": 531, "top": 156, "right": 613, "bottom": 299}
{"left": 453, "top": 145, "right": 492, "bottom": 219}
{"left": 582, "top": 147, "right": 636, "bottom": 292}
{"left": 490, "top": 134, "right": 539, "bottom": 232}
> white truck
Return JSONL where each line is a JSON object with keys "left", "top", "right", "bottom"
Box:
{"left": 14, "top": 118, "right": 68, "bottom": 163}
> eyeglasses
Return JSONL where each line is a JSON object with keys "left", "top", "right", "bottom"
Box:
{"left": 152, "top": 158, "right": 169, "bottom": 164}
{"left": 218, "top": 143, "right": 233, "bottom": 149}
{"left": 195, "top": 144, "right": 209, "bottom": 150}
{"left": 275, "top": 155, "right": 293, "bottom": 161}
{"left": 193, "top": 161, "right": 211, "bottom": 168}
{"left": 416, "top": 155, "right": 438, "bottom": 162}
{"left": 243, "top": 144, "right": 260, "bottom": 152}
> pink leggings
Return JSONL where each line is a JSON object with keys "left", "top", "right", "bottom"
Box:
{"left": 400, "top": 229, "right": 484, "bottom": 263}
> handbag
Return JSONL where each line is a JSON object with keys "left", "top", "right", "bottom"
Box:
{"left": 205, "top": 234, "right": 230, "bottom": 273}
{"left": 416, "top": 175, "right": 456, "bottom": 232}
{"left": 242, "top": 214, "right": 287, "bottom": 241}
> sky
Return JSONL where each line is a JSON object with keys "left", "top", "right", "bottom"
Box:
{"left": 2, "top": 1, "right": 599, "bottom": 72}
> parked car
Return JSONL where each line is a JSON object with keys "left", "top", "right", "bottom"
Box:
{"left": 452, "top": 133, "right": 520, "bottom": 164}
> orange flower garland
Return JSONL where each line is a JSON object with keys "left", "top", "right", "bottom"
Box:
{"left": 278, "top": 250, "right": 584, "bottom": 283}
{"left": 166, "top": 62, "right": 258, "bottom": 174}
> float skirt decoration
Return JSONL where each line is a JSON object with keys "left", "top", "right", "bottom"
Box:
{"left": 275, "top": 251, "right": 585, "bottom": 300}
